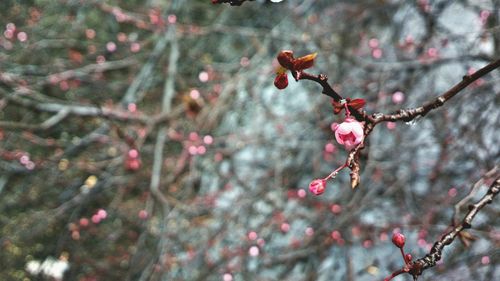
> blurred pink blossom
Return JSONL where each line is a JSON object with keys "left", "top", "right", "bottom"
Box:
{"left": 392, "top": 91, "right": 405, "bottom": 104}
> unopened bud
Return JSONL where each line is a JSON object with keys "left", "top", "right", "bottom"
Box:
{"left": 274, "top": 73, "right": 288, "bottom": 90}
{"left": 392, "top": 233, "right": 406, "bottom": 248}
{"left": 309, "top": 179, "right": 327, "bottom": 195}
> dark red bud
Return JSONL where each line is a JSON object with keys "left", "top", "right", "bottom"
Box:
{"left": 277, "top": 50, "right": 295, "bottom": 70}
{"left": 274, "top": 73, "right": 288, "bottom": 90}
{"left": 392, "top": 233, "right": 406, "bottom": 248}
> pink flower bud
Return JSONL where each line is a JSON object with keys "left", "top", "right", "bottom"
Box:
{"left": 79, "top": 218, "right": 89, "bottom": 227}
{"left": 392, "top": 232, "right": 406, "bottom": 248}
{"left": 332, "top": 117, "right": 364, "bottom": 150}
{"left": 309, "top": 179, "right": 326, "bottom": 195}
{"left": 138, "top": 210, "right": 149, "bottom": 220}
{"left": 405, "top": 253, "right": 413, "bottom": 263}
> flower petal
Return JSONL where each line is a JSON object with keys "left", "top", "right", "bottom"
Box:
{"left": 330, "top": 122, "right": 339, "bottom": 132}
{"left": 334, "top": 131, "right": 344, "bottom": 144}
{"left": 336, "top": 123, "right": 352, "bottom": 134}
{"left": 351, "top": 122, "right": 364, "bottom": 138}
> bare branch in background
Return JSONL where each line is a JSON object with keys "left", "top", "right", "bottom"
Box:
{"left": 211, "top": 0, "right": 255, "bottom": 6}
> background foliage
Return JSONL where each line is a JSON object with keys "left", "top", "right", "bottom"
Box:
{"left": 1, "top": 0, "right": 499, "bottom": 280}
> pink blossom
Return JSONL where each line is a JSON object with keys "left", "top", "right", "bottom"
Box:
{"left": 331, "top": 230, "right": 341, "bottom": 240}
{"left": 130, "top": 42, "right": 141, "bottom": 52}
{"left": 167, "top": 14, "right": 177, "bottom": 24}
{"left": 127, "top": 103, "right": 137, "bottom": 112}
{"left": 481, "top": 256, "right": 490, "bottom": 265}
{"left": 190, "top": 89, "right": 200, "bottom": 99}
{"left": 223, "top": 273, "right": 233, "bottom": 281}
{"left": 97, "top": 209, "right": 107, "bottom": 219}
{"left": 280, "top": 223, "right": 290, "bottom": 232}
{"left": 17, "top": 31, "right": 28, "bottom": 42}
{"left": 368, "top": 38, "right": 379, "bottom": 48}
{"left": 324, "top": 142, "right": 335, "bottom": 153}
{"left": 91, "top": 214, "right": 101, "bottom": 224}
{"left": 372, "top": 48, "right": 383, "bottom": 59}
{"left": 247, "top": 231, "right": 258, "bottom": 240}
{"left": 309, "top": 179, "right": 326, "bottom": 195}
{"left": 297, "top": 189, "right": 306, "bottom": 198}
{"left": 330, "top": 204, "right": 342, "bottom": 214}
{"left": 138, "top": 210, "right": 148, "bottom": 220}
{"left": 198, "top": 71, "right": 209, "bottom": 82}
{"left": 197, "top": 145, "right": 206, "bottom": 155}
{"left": 248, "top": 246, "right": 259, "bottom": 257}
{"left": 305, "top": 227, "right": 314, "bottom": 236}
{"left": 106, "top": 41, "right": 117, "bottom": 52}
{"left": 331, "top": 118, "right": 364, "bottom": 150}
{"left": 392, "top": 91, "right": 405, "bottom": 104}
{"left": 85, "top": 29, "right": 96, "bottom": 39}
{"left": 203, "top": 135, "right": 213, "bottom": 145}
{"left": 79, "top": 218, "right": 89, "bottom": 227}
{"left": 128, "top": 149, "right": 139, "bottom": 158}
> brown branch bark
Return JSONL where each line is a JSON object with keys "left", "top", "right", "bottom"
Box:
{"left": 373, "top": 58, "right": 500, "bottom": 124}
{"left": 295, "top": 58, "right": 500, "bottom": 189}
{"left": 298, "top": 72, "right": 373, "bottom": 123}
{"left": 408, "top": 176, "right": 500, "bottom": 278}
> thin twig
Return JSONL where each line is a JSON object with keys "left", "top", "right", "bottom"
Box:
{"left": 298, "top": 72, "right": 373, "bottom": 123}
{"left": 212, "top": 0, "right": 255, "bottom": 6}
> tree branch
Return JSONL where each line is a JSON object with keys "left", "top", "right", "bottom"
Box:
{"left": 408, "top": 176, "right": 500, "bottom": 277}
{"left": 298, "top": 72, "right": 373, "bottom": 123}
{"left": 373, "top": 58, "right": 500, "bottom": 124}
{"left": 294, "top": 58, "right": 500, "bottom": 189}
{"left": 211, "top": 0, "right": 255, "bottom": 6}
{"left": 0, "top": 108, "right": 69, "bottom": 131}
{"left": 0, "top": 91, "right": 185, "bottom": 131}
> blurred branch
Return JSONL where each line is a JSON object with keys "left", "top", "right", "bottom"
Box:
{"left": 3, "top": 92, "right": 150, "bottom": 123}
{"left": 0, "top": 59, "right": 136, "bottom": 89}
{"left": 41, "top": 59, "right": 136, "bottom": 86}
{"left": 121, "top": 28, "right": 172, "bottom": 106}
{"left": 356, "top": 55, "right": 494, "bottom": 72}
{"left": 0, "top": 176, "right": 8, "bottom": 196}
{"left": 0, "top": 91, "right": 186, "bottom": 131}
{"left": 0, "top": 108, "right": 69, "bottom": 131}
{"left": 94, "top": 2, "right": 151, "bottom": 30}
{"left": 149, "top": 27, "right": 179, "bottom": 206}
{"left": 148, "top": 21, "right": 180, "bottom": 275}
{"left": 212, "top": 0, "right": 255, "bottom": 6}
